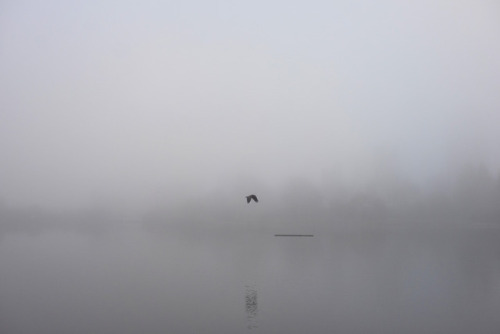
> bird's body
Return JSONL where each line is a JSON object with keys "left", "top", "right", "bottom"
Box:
{"left": 246, "top": 194, "right": 258, "bottom": 203}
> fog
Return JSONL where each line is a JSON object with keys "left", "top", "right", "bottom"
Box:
{"left": 2, "top": 0, "right": 500, "bottom": 211}
{"left": 1, "top": 1, "right": 500, "bottom": 333}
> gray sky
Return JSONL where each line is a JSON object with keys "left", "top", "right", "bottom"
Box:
{"left": 1, "top": 0, "right": 500, "bottom": 209}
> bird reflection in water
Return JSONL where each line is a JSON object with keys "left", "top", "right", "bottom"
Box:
{"left": 245, "top": 285, "right": 258, "bottom": 329}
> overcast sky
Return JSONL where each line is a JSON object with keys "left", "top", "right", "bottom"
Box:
{"left": 1, "top": 0, "right": 500, "bottom": 209}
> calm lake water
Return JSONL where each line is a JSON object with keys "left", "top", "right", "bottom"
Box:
{"left": 1, "top": 221, "right": 500, "bottom": 334}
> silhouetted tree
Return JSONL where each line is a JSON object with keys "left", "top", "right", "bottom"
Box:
{"left": 453, "top": 164, "right": 498, "bottom": 221}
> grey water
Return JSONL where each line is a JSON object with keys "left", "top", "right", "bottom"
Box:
{"left": 1, "top": 221, "right": 500, "bottom": 334}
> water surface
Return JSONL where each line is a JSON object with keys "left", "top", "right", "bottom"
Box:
{"left": 1, "top": 221, "right": 499, "bottom": 333}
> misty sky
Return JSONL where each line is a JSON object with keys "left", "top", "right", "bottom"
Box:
{"left": 1, "top": 0, "right": 500, "bottom": 209}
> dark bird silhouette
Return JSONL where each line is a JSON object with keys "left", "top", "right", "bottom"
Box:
{"left": 246, "top": 194, "right": 258, "bottom": 203}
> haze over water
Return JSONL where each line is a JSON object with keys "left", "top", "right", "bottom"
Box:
{"left": 1, "top": 1, "right": 500, "bottom": 333}
{"left": 1, "top": 0, "right": 500, "bottom": 211}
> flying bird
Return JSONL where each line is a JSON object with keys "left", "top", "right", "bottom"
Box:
{"left": 246, "top": 194, "right": 258, "bottom": 203}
